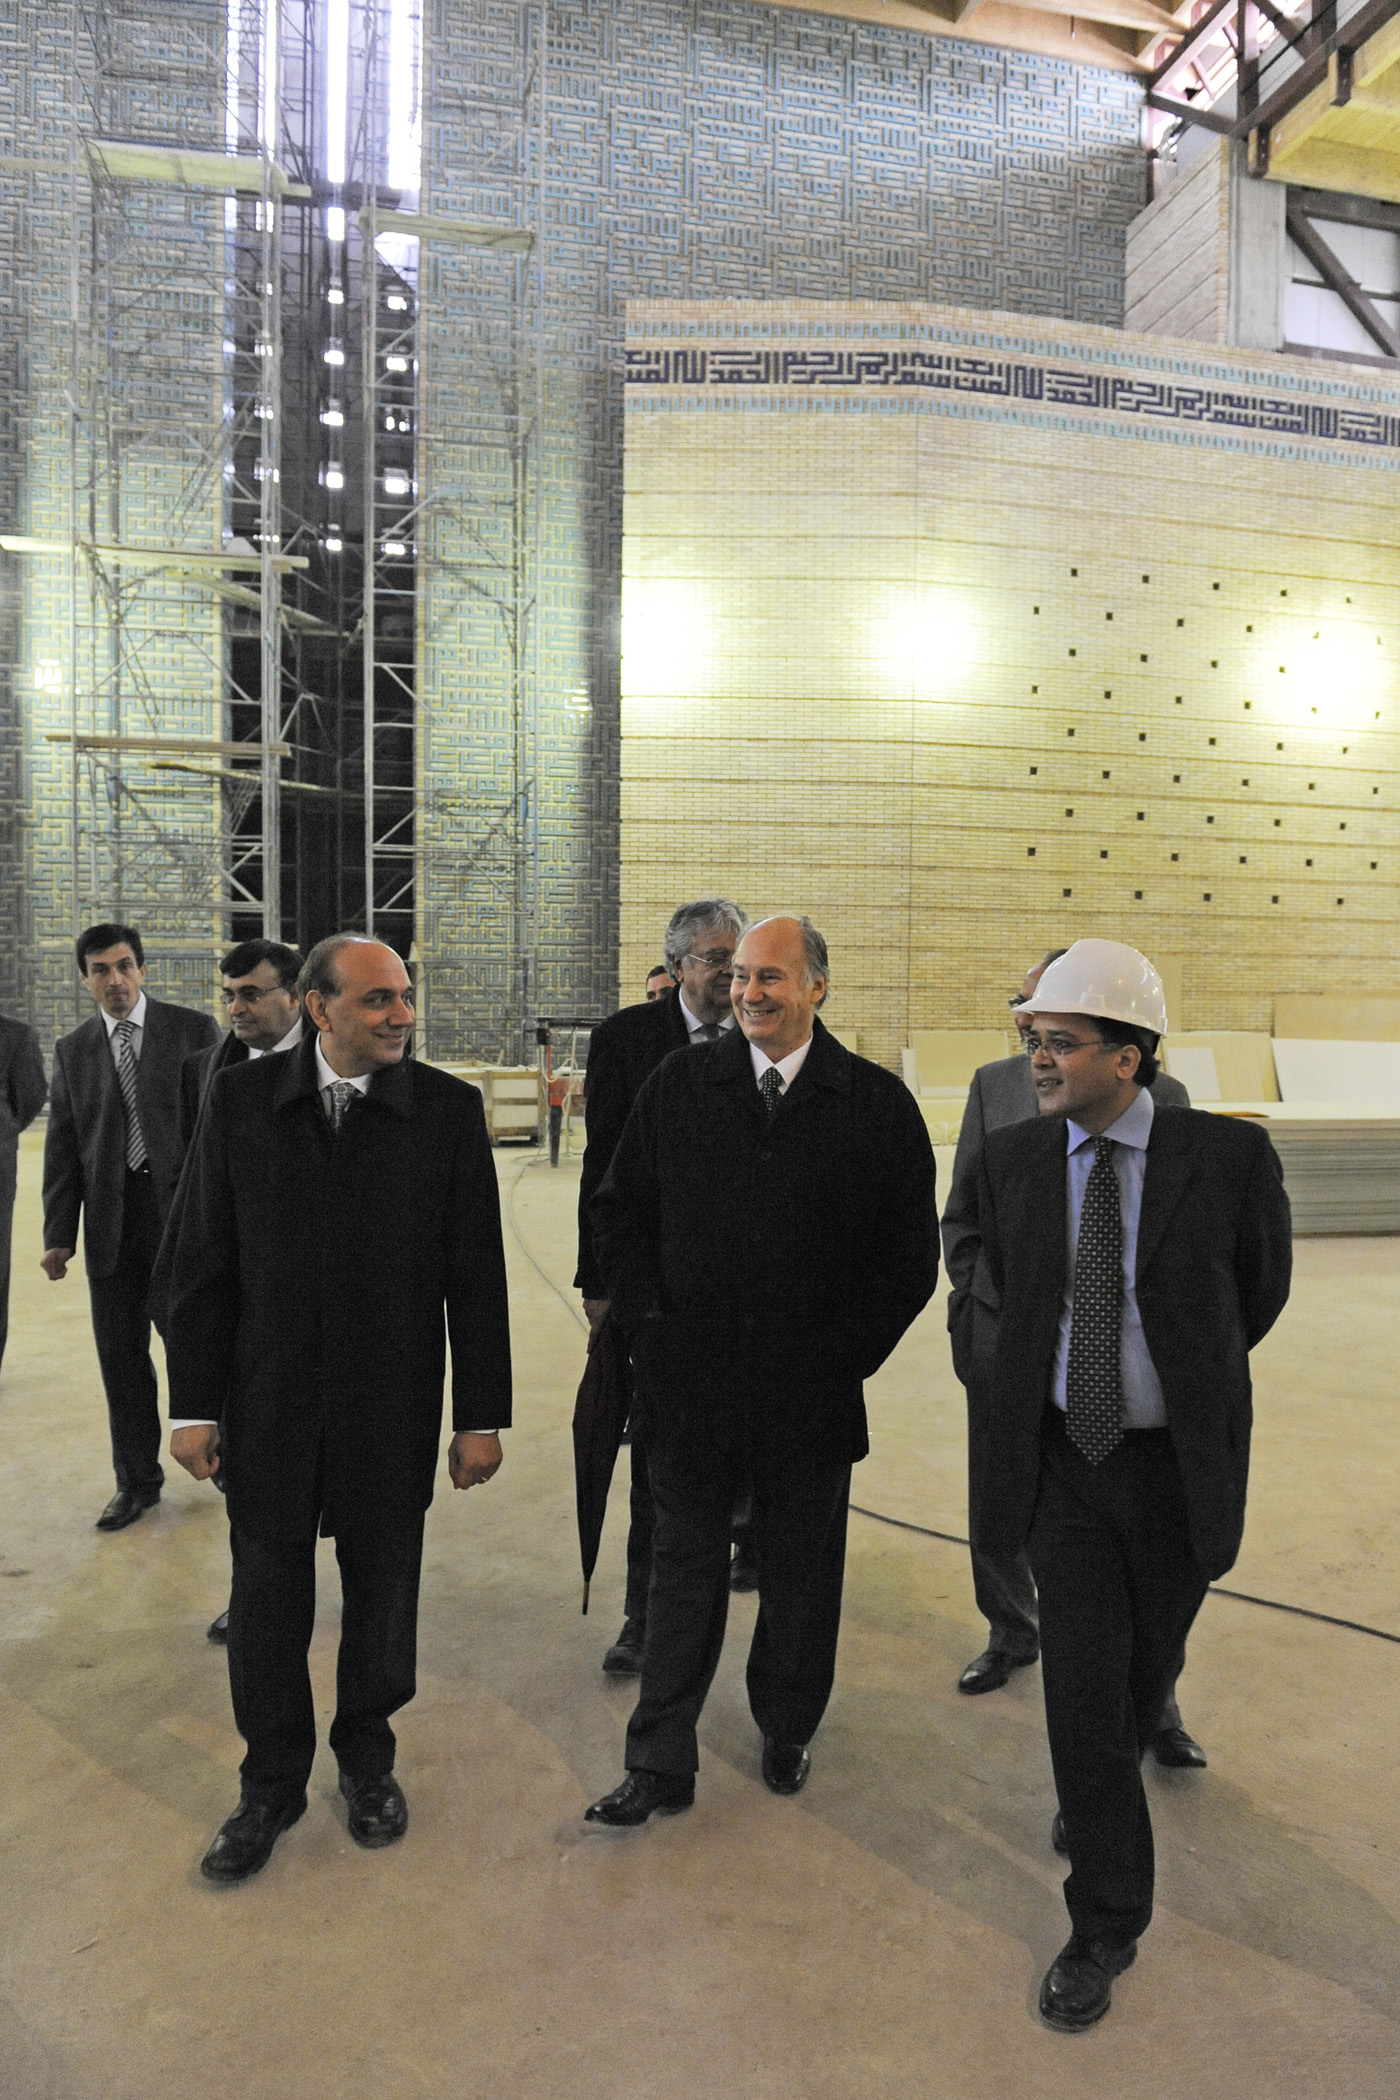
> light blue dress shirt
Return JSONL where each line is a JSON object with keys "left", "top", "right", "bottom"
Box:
{"left": 1051, "top": 1085, "right": 1168, "bottom": 1430}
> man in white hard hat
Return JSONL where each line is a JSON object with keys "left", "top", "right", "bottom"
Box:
{"left": 949, "top": 939, "right": 1291, "bottom": 2032}
{"left": 941, "top": 950, "right": 1207, "bottom": 1770}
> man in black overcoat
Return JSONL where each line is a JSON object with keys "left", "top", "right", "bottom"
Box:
{"left": 162, "top": 935, "right": 512, "bottom": 1883}
{"left": 0, "top": 1008, "right": 47, "bottom": 1379}
{"left": 950, "top": 940, "right": 1291, "bottom": 2032}
{"left": 41, "top": 922, "right": 219, "bottom": 1529}
{"left": 575, "top": 897, "right": 747, "bottom": 1672}
{"left": 585, "top": 916, "right": 938, "bottom": 1825}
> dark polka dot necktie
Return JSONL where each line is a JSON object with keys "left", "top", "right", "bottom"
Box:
{"left": 759, "top": 1067, "right": 783, "bottom": 1116}
{"left": 1065, "top": 1135, "right": 1124, "bottom": 1465}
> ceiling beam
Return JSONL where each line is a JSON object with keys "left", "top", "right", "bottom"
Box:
{"left": 1285, "top": 197, "right": 1400, "bottom": 356}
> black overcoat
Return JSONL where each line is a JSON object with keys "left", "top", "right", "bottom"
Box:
{"left": 591, "top": 1019, "right": 939, "bottom": 1464}
{"left": 952, "top": 1104, "right": 1292, "bottom": 1582}
{"left": 574, "top": 988, "right": 689, "bottom": 1297}
{"left": 42, "top": 999, "right": 221, "bottom": 1274}
{"left": 177, "top": 1029, "right": 248, "bottom": 1156}
{"left": 161, "top": 1035, "right": 512, "bottom": 1540}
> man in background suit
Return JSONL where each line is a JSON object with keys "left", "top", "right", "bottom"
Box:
{"left": 941, "top": 946, "right": 1204, "bottom": 1770}
{"left": 41, "top": 923, "right": 219, "bottom": 1530}
{"left": 576, "top": 898, "right": 749, "bottom": 1673}
{"left": 174, "top": 936, "right": 302, "bottom": 1645}
{"left": 0, "top": 1009, "right": 47, "bottom": 1378}
{"left": 163, "top": 935, "right": 512, "bottom": 1883}
{"left": 178, "top": 937, "right": 303, "bottom": 1155}
{"left": 585, "top": 917, "right": 938, "bottom": 1824}
{"left": 644, "top": 966, "right": 675, "bottom": 1001}
{"left": 951, "top": 940, "right": 1290, "bottom": 2028}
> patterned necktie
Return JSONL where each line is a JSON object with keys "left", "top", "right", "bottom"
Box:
{"left": 113, "top": 1020, "right": 148, "bottom": 1170}
{"left": 326, "top": 1079, "right": 359, "bottom": 1131}
{"left": 690, "top": 1022, "right": 723, "bottom": 1045}
{"left": 758, "top": 1067, "right": 783, "bottom": 1117}
{"left": 1065, "top": 1136, "right": 1124, "bottom": 1465}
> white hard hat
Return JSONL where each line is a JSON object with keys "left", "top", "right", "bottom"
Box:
{"left": 1018, "top": 939, "right": 1168, "bottom": 1036}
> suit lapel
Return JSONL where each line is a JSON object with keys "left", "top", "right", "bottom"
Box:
{"left": 1136, "top": 1111, "right": 1195, "bottom": 1281}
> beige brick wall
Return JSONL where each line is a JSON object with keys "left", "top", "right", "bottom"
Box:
{"left": 621, "top": 300, "right": 1400, "bottom": 1071}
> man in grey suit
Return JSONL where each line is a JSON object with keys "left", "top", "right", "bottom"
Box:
{"left": 0, "top": 1011, "right": 47, "bottom": 1378}
{"left": 41, "top": 922, "right": 219, "bottom": 1530}
{"left": 940, "top": 949, "right": 1206, "bottom": 1770}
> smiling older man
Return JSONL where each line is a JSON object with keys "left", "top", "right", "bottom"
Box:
{"left": 584, "top": 915, "right": 938, "bottom": 1824}
{"left": 162, "top": 935, "right": 512, "bottom": 1883}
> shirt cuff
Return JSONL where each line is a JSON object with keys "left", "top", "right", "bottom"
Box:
{"left": 169, "top": 1418, "right": 218, "bottom": 1431}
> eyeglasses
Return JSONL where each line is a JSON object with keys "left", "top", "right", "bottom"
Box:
{"left": 684, "top": 950, "right": 734, "bottom": 969}
{"left": 1022, "top": 1032, "right": 1110, "bottom": 1060}
{"left": 1007, "top": 994, "right": 1026, "bottom": 1009}
{"left": 220, "top": 983, "right": 283, "bottom": 1006}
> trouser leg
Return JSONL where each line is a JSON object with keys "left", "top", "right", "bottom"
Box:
{"left": 0, "top": 1151, "right": 15, "bottom": 1377}
{"left": 624, "top": 1440, "right": 737, "bottom": 1777}
{"left": 329, "top": 1512, "right": 426, "bottom": 1783}
{"left": 1029, "top": 1415, "right": 1206, "bottom": 1949}
{"left": 227, "top": 1522, "right": 319, "bottom": 1803}
{"left": 86, "top": 1169, "right": 162, "bottom": 1494}
{"left": 967, "top": 1388, "right": 1039, "bottom": 1657}
{"left": 745, "top": 1455, "right": 851, "bottom": 1748}
{"left": 623, "top": 1431, "right": 654, "bottom": 1625}
{"left": 1154, "top": 1646, "right": 1188, "bottom": 1734}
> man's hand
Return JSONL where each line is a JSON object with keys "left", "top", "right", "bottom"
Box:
{"left": 582, "top": 1297, "right": 611, "bottom": 1353}
{"left": 449, "top": 1431, "right": 503, "bottom": 1491}
{"left": 172, "top": 1425, "right": 221, "bottom": 1480}
{"left": 40, "top": 1248, "right": 73, "bottom": 1283}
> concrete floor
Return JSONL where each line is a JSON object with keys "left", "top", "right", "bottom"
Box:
{"left": 1, "top": 1128, "right": 1398, "bottom": 2099}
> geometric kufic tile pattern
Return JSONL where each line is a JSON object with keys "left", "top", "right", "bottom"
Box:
{"left": 420, "top": 0, "right": 1142, "bottom": 1056}
{"left": 623, "top": 299, "right": 1400, "bottom": 1071}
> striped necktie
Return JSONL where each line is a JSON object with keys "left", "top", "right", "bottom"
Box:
{"left": 113, "top": 1020, "right": 148, "bottom": 1171}
{"left": 1065, "top": 1135, "right": 1124, "bottom": 1464}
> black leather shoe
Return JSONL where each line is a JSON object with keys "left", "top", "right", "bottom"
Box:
{"left": 584, "top": 1771, "right": 694, "bottom": 1825}
{"left": 95, "top": 1486, "right": 159, "bottom": 1532}
{"left": 1051, "top": 1810, "right": 1068, "bottom": 1857}
{"left": 729, "top": 1545, "right": 759, "bottom": 1593}
{"left": 1039, "top": 1935, "right": 1137, "bottom": 2031}
{"left": 200, "top": 1794, "right": 306, "bottom": 1883}
{"left": 1150, "top": 1725, "right": 1208, "bottom": 1769}
{"left": 957, "top": 1648, "right": 1037, "bottom": 1695}
{"left": 338, "top": 1771, "right": 408, "bottom": 1847}
{"left": 602, "top": 1618, "right": 646, "bottom": 1675}
{"left": 207, "top": 1610, "right": 230, "bottom": 1643}
{"left": 761, "top": 1739, "right": 810, "bottom": 1795}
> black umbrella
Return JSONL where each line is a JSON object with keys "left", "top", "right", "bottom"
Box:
{"left": 571, "top": 1314, "right": 632, "bottom": 1614}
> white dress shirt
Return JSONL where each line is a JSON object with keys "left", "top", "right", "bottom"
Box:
{"left": 748, "top": 1033, "right": 814, "bottom": 1098}
{"left": 102, "top": 990, "right": 148, "bottom": 1063}
{"left": 678, "top": 993, "right": 736, "bottom": 1039}
{"left": 247, "top": 1017, "right": 303, "bottom": 1060}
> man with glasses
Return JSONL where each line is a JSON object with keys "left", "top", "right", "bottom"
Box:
{"left": 576, "top": 899, "right": 749, "bottom": 1673}
{"left": 941, "top": 947, "right": 1202, "bottom": 1772}
{"left": 178, "top": 939, "right": 304, "bottom": 1156}
{"left": 171, "top": 938, "right": 303, "bottom": 1642}
{"left": 949, "top": 940, "right": 1290, "bottom": 2029}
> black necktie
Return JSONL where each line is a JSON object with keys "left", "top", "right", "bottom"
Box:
{"left": 758, "top": 1068, "right": 782, "bottom": 1116}
{"left": 1065, "top": 1136, "right": 1124, "bottom": 1464}
{"left": 690, "top": 1023, "right": 723, "bottom": 1045}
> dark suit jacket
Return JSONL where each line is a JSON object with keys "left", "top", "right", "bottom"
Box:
{"left": 591, "top": 1019, "right": 940, "bottom": 1465}
{"left": 161, "top": 1034, "right": 512, "bottom": 1539}
{"left": 952, "top": 1106, "right": 1291, "bottom": 1581}
{"left": 575, "top": 988, "right": 690, "bottom": 1297}
{"left": 942, "top": 1054, "right": 1190, "bottom": 1297}
{"left": 178, "top": 1030, "right": 249, "bottom": 1156}
{"left": 0, "top": 1015, "right": 47, "bottom": 1157}
{"left": 42, "top": 999, "right": 220, "bottom": 1275}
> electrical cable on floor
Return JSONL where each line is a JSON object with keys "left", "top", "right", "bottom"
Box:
{"left": 506, "top": 1149, "right": 1400, "bottom": 1650}
{"left": 849, "top": 1501, "right": 1400, "bottom": 1647}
